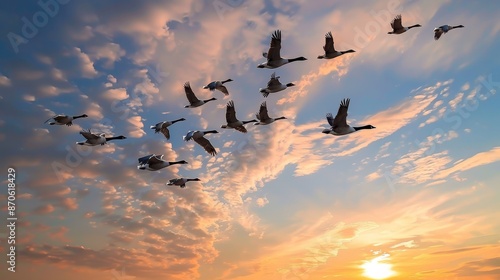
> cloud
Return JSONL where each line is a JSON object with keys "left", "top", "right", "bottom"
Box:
{"left": 435, "top": 147, "right": 500, "bottom": 180}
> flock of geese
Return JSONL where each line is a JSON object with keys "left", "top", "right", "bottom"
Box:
{"left": 44, "top": 14, "right": 464, "bottom": 188}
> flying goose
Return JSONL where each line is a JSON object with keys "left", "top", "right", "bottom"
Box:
{"left": 322, "top": 98, "right": 376, "bottom": 136}
{"left": 259, "top": 72, "right": 295, "bottom": 98}
{"left": 434, "top": 25, "right": 464, "bottom": 40}
{"left": 150, "top": 118, "right": 186, "bottom": 140}
{"left": 184, "top": 82, "right": 217, "bottom": 108}
{"left": 76, "top": 129, "right": 126, "bottom": 146}
{"left": 44, "top": 114, "right": 88, "bottom": 126}
{"left": 167, "top": 178, "right": 201, "bottom": 188}
{"left": 254, "top": 101, "right": 286, "bottom": 125}
{"left": 388, "top": 15, "right": 421, "bottom": 34}
{"left": 257, "top": 30, "right": 307, "bottom": 69}
{"left": 183, "top": 130, "right": 219, "bottom": 156}
{"left": 137, "top": 154, "right": 188, "bottom": 171}
{"left": 203, "top": 79, "right": 233, "bottom": 95}
{"left": 221, "top": 100, "right": 257, "bottom": 133}
{"left": 317, "top": 31, "right": 355, "bottom": 59}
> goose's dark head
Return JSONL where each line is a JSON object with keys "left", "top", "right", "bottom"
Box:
{"left": 322, "top": 128, "right": 331, "bottom": 134}
{"left": 82, "top": 114, "right": 89, "bottom": 118}
{"left": 286, "top": 83, "right": 295, "bottom": 87}
{"left": 189, "top": 178, "right": 201, "bottom": 182}
{"left": 223, "top": 79, "right": 233, "bottom": 83}
{"left": 257, "top": 64, "right": 265, "bottom": 68}
{"left": 116, "top": 136, "right": 127, "bottom": 139}
{"left": 178, "top": 160, "right": 188, "bottom": 164}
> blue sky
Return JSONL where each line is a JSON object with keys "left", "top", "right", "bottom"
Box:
{"left": 1, "top": 0, "right": 500, "bottom": 279}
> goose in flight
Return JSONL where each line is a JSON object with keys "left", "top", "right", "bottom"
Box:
{"left": 183, "top": 130, "right": 218, "bottom": 156}
{"left": 137, "top": 154, "right": 188, "bottom": 171}
{"left": 434, "top": 24, "right": 464, "bottom": 40}
{"left": 254, "top": 101, "right": 286, "bottom": 125}
{"left": 167, "top": 178, "right": 201, "bottom": 188}
{"left": 317, "top": 31, "right": 355, "bottom": 59}
{"left": 76, "top": 129, "right": 126, "bottom": 146}
{"left": 259, "top": 72, "right": 295, "bottom": 98}
{"left": 184, "top": 82, "right": 217, "bottom": 108}
{"left": 258, "top": 30, "right": 307, "bottom": 69}
{"left": 221, "top": 100, "right": 257, "bottom": 133}
{"left": 322, "top": 98, "right": 376, "bottom": 135}
{"left": 150, "top": 118, "right": 186, "bottom": 140}
{"left": 203, "top": 79, "right": 233, "bottom": 95}
{"left": 44, "top": 114, "right": 88, "bottom": 126}
{"left": 388, "top": 15, "right": 421, "bottom": 34}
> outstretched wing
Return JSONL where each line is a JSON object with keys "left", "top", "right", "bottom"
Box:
{"left": 267, "top": 72, "right": 282, "bottom": 88}
{"left": 80, "top": 129, "right": 100, "bottom": 140}
{"left": 266, "top": 30, "right": 282, "bottom": 61}
{"left": 194, "top": 136, "right": 217, "bottom": 156}
{"left": 234, "top": 125, "right": 247, "bottom": 133}
{"left": 169, "top": 178, "right": 182, "bottom": 185}
{"left": 333, "top": 98, "right": 350, "bottom": 129}
{"left": 326, "top": 113, "right": 335, "bottom": 127}
{"left": 258, "top": 101, "right": 271, "bottom": 121}
{"left": 226, "top": 100, "right": 239, "bottom": 123}
{"left": 184, "top": 82, "right": 200, "bottom": 104}
{"left": 324, "top": 31, "right": 336, "bottom": 53}
{"left": 434, "top": 28, "right": 443, "bottom": 40}
{"left": 391, "top": 14, "right": 403, "bottom": 30}
{"left": 160, "top": 126, "right": 170, "bottom": 139}
{"left": 148, "top": 154, "right": 164, "bottom": 165}
{"left": 218, "top": 85, "right": 229, "bottom": 95}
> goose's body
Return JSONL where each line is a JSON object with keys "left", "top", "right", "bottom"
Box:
{"left": 322, "top": 98, "right": 376, "bottom": 136}
{"left": 434, "top": 24, "right": 464, "bottom": 40}
{"left": 76, "top": 129, "right": 126, "bottom": 146}
{"left": 257, "top": 30, "right": 307, "bottom": 69}
{"left": 203, "top": 79, "right": 233, "bottom": 95}
{"left": 45, "top": 114, "right": 88, "bottom": 126}
{"left": 137, "top": 154, "right": 188, "bottom": 171}
{"left": 388, "top": 15, "right": 421, "bottom": 34}
{"left": 167, "top": 178, "right": 200, "bottom": 188}
{"left": 183, "top": 130, "right": 218, "bottom": 156}
{"left": 184, "top": 82, "right": 217, "bottom": 108}
{"left": 317, "top": 32, "right": 355, "bottom": 59}
{"left": 150, "top": 118, "right": 186, "bottom": 140}
{"left": 221, "top": 100, "right": 257, "bottom": 133}
{"left": 259, "top": 72, "right": 295, "bottom": 97}
{"left": 254, "top": 101, "right": 286, "bottom": 125}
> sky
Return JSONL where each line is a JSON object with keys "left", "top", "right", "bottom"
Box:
{"left": 0, "top": 0, "right": 500, "bottom": 279}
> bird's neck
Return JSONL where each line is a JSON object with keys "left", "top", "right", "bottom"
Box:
{"left": 353, "top": 125, "right": 372, "bottom": 131}
{"left": 204, "top": 130, "right": 218, "bottom": 134}
{"left": 74, "top": 115, "right": 86, "bottom": 119}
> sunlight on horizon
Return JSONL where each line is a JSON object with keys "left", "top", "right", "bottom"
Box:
{"left": 361, "top": 254, "right": 396, "bottom": 279}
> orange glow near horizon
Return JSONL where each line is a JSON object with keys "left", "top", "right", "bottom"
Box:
{"left": 361, "top": 254, "right": 396, "bottom": 279}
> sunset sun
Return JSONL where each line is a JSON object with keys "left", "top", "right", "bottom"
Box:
{"left": 361, "top": 255, "right": 396, "bottom": 279}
